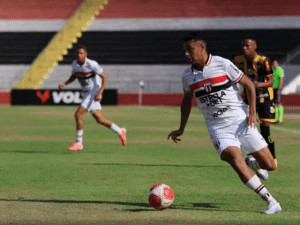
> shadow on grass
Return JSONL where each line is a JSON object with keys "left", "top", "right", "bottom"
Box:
{"left": 83, "top": 163, "right": 227, "bottom": 168}
{"left": 0, "top": 150, "right": 73, "bottom": 154}
{"left": 0, "top": 198, "right": 224, "bottom": 212}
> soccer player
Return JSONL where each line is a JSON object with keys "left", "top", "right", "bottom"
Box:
{"left": 59, "top": 46, "right": 126, "bottom": 151}
{"left": 232, "top": 39, "right": 278, "bottom": 167}
{"left": 272, "top": 60, "right": 285, "bottom": 124}
{"left": 168, "top": 32, "right": 282, "bottom": 214}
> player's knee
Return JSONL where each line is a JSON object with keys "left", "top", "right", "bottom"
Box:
{"left": 267, "top": 161, "right": 277, "bottom": 171}
{"left": 262, "top": 159, "right": 277, "bottom": 171}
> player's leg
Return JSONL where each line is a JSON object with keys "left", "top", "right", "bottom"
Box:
{"left": 277, "top": 91, "right": 284, "bottom": 124}
{"left": 258, "top": 100, "right": 277, "bottom": 166}
{"left": 273, "top": 89, "right": 279, "bottom": 122}
{"left": 250, "top": 146, "right": 277, "bottom": 171}
{"left": 260, "top": 120, "right": 277, "bottom": 167}
{"left": 68, "top": 106, "right": 87, "bottom": 151}
{"left": 92, "top": 109, "right": 127, "bottom": 146}
{"left": 239, "top": 122, "right": 274, "bottom": 179}
{"left": 75, "top": 105, "right": 88, "bottom": 130}
{"left": 222, "top": 146, "right": 254, "bottom": 183}
{"left": 278, "top": 103, "right": 284, "bottom": 124}
{"left": 222, "top": 147, "right": 281, "bottom": 214}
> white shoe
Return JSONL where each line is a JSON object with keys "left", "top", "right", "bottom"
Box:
{"left": 245, "top": 157, "right": 269, "bottom": 180}
{"left": 256, "top": 169, "right": 269, "bottom": 180}
{"left": 262, "top": 201, "right": 282, "bottom": 214}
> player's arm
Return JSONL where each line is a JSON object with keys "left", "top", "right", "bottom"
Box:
{"left": 168, "top": 91, "right": 193, "bottom": 143}
{"left": 253, "top": 74, "right": 273, "bottom": 88}
{"left": 59, "top": 73, "right": 77, "bottom": 89}
{"left": 253, "top": 60, "right": 273, "bottom": 88}
{"left": 94, "top": 72, "right": 108, "bottom": 101}
{"left": 238, "top": 75, "right": 259, "bottom": 127}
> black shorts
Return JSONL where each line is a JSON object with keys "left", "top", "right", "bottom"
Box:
{"left": 273, "top": 88, "right": 281, "bottom": 104}
{"left": 257, "top": 99, "right": 276, "bottom": 123}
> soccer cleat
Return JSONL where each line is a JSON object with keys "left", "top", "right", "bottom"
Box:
{"left": 262, "top": 201, "right": 282, "bottom": 214}
{"left": 256, "top": 169, "right": 269, "bottom": 180}
{"left": 245, "top": 156, "right": 269, "bottom": 180}
{"left": 68, "top": 142, "right": 83, "bottom": 151}
{"left": 119, "top": 128, "right": 127, "bottom": 146}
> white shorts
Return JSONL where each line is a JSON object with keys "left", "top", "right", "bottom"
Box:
{"left": 81, "top": 89, "right": 102, "bottom": 114}
{"left": 209, "top": 119, "right": 268, "bottom": 159}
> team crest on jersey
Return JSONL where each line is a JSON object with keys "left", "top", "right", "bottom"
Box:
{"left": 204, "top": 83, "right": 212, "bottom": 92}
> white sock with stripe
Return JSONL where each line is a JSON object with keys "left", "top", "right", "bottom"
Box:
{"left": 246, "top": 175, "right": 275, "bottom": 204}
{"left": 110, "top": 123, "right": 122, "bottom": 135}
{"left": 76, "top": 130, "right": 83, "bottom": 144}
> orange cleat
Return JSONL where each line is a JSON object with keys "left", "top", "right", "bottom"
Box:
{"left": 68, "top": 142, "right": 83, "bottom": 151}
{"left": 119, "top": 128, "right": 127, "bottom": 146}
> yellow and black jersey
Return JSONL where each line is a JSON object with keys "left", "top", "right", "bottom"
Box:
{"left": 233, "top": 53, "right": 274, "bottom": 103}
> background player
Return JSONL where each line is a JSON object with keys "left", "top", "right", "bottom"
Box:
{"left": 233, "top": 39, "right": 278, "bottom": 167}
{"left": 168, "top": 32, "right": 281, "bottom": 214}
{"left": 59, "top": 46, "right": 126, "bottom": 151}
{"left": 272, "top": 60, "right": 285, "bottom": 124}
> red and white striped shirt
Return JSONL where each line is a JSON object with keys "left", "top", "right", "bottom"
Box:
{"left": 71, "top": 57, "right": 104, "bottom": 91}
{"left": 182, "top": 54, "right": 248, "bottom": 126}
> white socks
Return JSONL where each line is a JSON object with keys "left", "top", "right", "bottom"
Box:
{"left": 76, "top": 124, "right": 121, "bottom": 144}
{"left": 246, "top": 175, "right": 275, "bottom": 203}
{"left": 76, "top": 130, "right": 83, "bottom": 144}
{"left": 110, "top": 123, "right": 122, "bottom": 135}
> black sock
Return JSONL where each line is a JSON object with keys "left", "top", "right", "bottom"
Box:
{"left": 260, "top": 125, "right": 276, "bottom": 159}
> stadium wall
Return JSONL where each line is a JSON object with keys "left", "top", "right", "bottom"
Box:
{"left": 1, "top": 0, "right": 300, "bottom": 100}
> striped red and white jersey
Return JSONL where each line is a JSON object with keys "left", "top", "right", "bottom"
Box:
{"left": 71, "top": 57, "right": 104, "bottom": 91}
{"left": 182, "top": 54, "right": 249, "bottom": 126}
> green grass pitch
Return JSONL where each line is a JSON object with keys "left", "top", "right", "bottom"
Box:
{"left": 0, "top": 105, "right": 299, "bottom": 224}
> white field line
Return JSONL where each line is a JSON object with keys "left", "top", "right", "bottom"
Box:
{"left": 271, "top": 126, "right": 300, "bottom": 135}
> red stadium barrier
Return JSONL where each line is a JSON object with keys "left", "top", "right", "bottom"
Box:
{"left": 0, "top": 91, "right": 10, "bottom": 104}
{"left": 118, "top": 93, "right": 300, "bottom": 106}
{"left": 1, "top": 0, "right": 299, "bottom": 20}
{"left": 1, "top": 91, "right": 300, "bottom": 107}
{"left": 118, "top": 93, "right": 197, "bottom": 106}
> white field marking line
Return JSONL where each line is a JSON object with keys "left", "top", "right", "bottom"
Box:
{"left": 271, "top": 126, "right": 300, "bottom": 135}
{"left": 140, "top": 106, "right": 300, "bottom": 134}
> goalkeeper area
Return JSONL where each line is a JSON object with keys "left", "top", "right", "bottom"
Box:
{"left": 0, "top": 105, "right": 299, "bottom": 224}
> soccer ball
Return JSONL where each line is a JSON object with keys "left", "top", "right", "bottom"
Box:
{"left": 148, "top": 183, "right": 174, "bottom": 210}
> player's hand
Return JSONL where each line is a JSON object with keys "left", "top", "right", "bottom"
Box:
{"left": 94, "top": 94, "right": 102, "bottom": 101}
{"left": 59, "top": 83, "right": 66, "bottom": 89}
{"left": 167, "top": 130, "right": 184, "bottom": 143}
{"left": 253, "top": 81, "right": 259, "bottom": 88}
{"left": 247, "top": 114, "right": 261, "bottom": 128}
